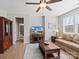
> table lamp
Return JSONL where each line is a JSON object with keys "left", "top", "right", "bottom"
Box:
{"left": 55, "top": 29, "right": 59, "bottom": 38}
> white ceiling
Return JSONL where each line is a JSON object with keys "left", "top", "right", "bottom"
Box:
{"left": 1, "top": 0, "right": 79, "bottom": 16}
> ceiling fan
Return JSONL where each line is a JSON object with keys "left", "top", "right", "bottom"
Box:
{"left": 25, "top": 0, "right": 62, "bottom": 12}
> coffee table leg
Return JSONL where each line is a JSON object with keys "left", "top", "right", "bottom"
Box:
{"left": 45, "top": 53, "right": 47, "bottom": 59}
{"left": 58, "top": 50, "right": 60, "bottom": 59}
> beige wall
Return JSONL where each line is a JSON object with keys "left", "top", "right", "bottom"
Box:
{"left": 29, "top": 16, "right": 43, "bottom": 26}
{"left": 58, "top": 16, "right": 63, "bottom": 36}
{"left": 0, "top": 10, "right": 7, "bottom": 17}
{"left": 7, "top": 13, "right": 43, "bottom": 44}
{"left": 44, "top": 16, "right": 58, "bottom": 40}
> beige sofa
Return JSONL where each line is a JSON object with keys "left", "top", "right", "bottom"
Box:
{"left": 55, "top": 34, "right": 79, "bottom": 59}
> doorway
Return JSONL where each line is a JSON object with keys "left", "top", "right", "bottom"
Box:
{"left": 19, "top": 24, "right": 24, "bottom": 40}
{"left": 16, "top": 17, "right": 24, "bottom": 42}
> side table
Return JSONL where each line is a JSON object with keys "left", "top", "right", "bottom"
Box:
{"left": 51, "top": 36, "right": 57, "bottom": 43}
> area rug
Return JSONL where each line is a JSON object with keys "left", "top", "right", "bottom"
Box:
{"left": 24, "top": 43, "right": 75, "bottom": 59}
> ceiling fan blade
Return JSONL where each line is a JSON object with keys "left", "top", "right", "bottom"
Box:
{"left": 36, "top": 7, "right": 41, "bottom": 12}
{"left": 46, "top": 0, "right": 62, "bottom": 4}
{"left": 46, "top": 6, "right": 52, "bottom": 11}
{"left": 25, "top": 2, "right": 40, "bottom": 5}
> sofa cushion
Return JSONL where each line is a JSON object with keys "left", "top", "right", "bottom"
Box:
{"left": 63, "top": 34, "right": 73, "bottom": 41}
{"left": 55, "top": 39, "right": 79, "bottom": 51}
{"left": 73, "top": 35, "right": 79, "bottom": 44}
{"left": 58, "top": 36, "right": 63, "bottom": 39}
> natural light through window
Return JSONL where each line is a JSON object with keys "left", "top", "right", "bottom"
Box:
{"left": 63, "top": 16, "right": 74, "bottom": 33}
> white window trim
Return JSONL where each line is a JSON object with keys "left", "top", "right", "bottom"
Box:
{"left": 75, "top": 14, "right": 79, "bottom": 34}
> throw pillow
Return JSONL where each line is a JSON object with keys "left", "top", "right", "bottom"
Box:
{"left": 63, "top": 34, "right": 73, "bottom": 41}
{"left": 73, "top": 35, "right": 79, "bottom": 44}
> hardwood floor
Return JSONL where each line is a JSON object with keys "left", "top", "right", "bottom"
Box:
{"left": 0, "top": 41, "right": 25, "bottom": 59}
{"left": 0, "top": 41, "right": 76, "bottom": 59}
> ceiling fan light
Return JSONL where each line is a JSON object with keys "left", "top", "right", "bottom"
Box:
{"left": 40, "top": 3, "right": 46, "bottom": 8}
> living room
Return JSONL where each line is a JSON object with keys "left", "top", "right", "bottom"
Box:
{"left": 0, "top": 0, "right": 79, "bottom": 59}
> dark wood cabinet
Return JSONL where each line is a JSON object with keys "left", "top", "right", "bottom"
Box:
{"left": 31, "top": 34, "right": 44, "bottom": 43}
{"left": 0, "top": 17, "right": 13, "bottom": 53}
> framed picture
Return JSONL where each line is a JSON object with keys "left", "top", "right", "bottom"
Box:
{"left": 48, "top": 23, "right": 56, "bottom": 29}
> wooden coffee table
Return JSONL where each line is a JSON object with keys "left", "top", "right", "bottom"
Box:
{"left": 39, "top": 42, "right": 60, "bottom": 59}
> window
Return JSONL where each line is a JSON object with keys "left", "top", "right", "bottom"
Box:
{"left": 63, "top": 16, "right": 74, "bottom": 33}
{"left": 63, "top": 14, "right": 79, "bottom": 34}
{"left": 75, "top": 14, "right": 79, "bottom": 33}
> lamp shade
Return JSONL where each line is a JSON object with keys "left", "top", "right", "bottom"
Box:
{"left": 55, "top": 29, "right": 58, "bottom": 32}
